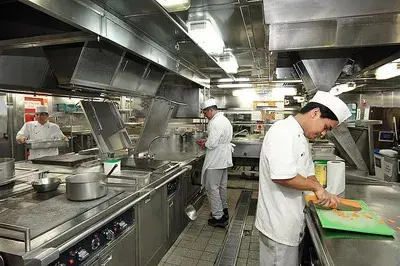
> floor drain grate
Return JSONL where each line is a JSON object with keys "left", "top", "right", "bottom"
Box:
{"left": 215, "top": 190, "right": 252, "bottom": 266}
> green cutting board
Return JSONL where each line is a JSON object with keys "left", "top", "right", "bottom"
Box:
{"left": 315, "top": 200, "right": 395, "bottom": 237}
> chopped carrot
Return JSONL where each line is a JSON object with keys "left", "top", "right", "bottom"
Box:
{"left": 388, "top": 219, "right": 396, "bottom": 224}
{"left": 363, "top": 214, "right": 373, "bottom": 219}
{"left": 379, "top": 220, "right": 385, "bottom": 224}
{"left": 397, "top": 227, "right": 400, "bottom": 231}
{"left": 352, "top": 212, "right": 359, "bottom": 218}
{"left": 305, "top": 195, "right": 361, "bottom": 209}
{"left": 397, "top": 216, "right": 400, "bottom": 218}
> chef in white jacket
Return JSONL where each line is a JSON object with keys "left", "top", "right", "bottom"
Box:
{"left": 197, "top": 98, "right": 233, "bottom": 227}
{"left": 255, "top": 91, "right": 352, "bottom": 266}
{"left": 16, "top": 105, "right": 67, "bottom": 160}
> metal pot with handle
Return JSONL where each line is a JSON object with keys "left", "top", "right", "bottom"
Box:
{"left": 0, "top": 158, "right": 15, "bottom": 183}
{"left": 66, "top": 165, "right": 137, "bottom": 201}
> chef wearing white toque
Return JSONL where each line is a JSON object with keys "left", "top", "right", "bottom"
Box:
{"left": 197, "top": 98, "right": 233, "bottom": 228}
{"left": 255, "top": 91, "right": 351, "bottom": 266}
{"left": 16, "top": 105, "right": 67, "bottom": 160}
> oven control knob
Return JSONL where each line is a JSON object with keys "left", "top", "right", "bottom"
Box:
{"left": 115, "top": 220, "right": 128, "bottom": 231}
{"left": 91, "top": 236, "right": 101, "bottom": 250}
{"left": 102, "top": 228, "right": 115, "bottom": 241}
{"left": 77, "top": 248, "right": 89, "bottom": 262}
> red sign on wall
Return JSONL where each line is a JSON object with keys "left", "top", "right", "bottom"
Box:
{"left": 24, "top": 97, "right": 47, "bottom": 122}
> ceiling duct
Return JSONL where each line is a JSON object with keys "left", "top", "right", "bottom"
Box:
{"left": 44, "top": 41, "right": 165, "bottom": 96}
{"left": 0, "top": 47, "right": 57, "bottom": 91}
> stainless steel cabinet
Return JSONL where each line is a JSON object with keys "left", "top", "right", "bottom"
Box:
{"left": 138, "top": 188, "right": 165, "bottom": 266}
{"left": 98, "top": 228, "right": 137, "bottom": 266}
{"left": 167, "top": 190, "right": 182, "bottom": 245}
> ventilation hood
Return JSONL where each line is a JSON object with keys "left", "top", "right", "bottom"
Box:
{"left": 291, "top": 54, "right": 349, "bottom": 96}
{"left": 0, "top": 40, "right": 166, "bottom": 97}
{"left": 43, "top": 41, "right": 166, "bottom": 96}
{"left": 0, "top": 47, "right": 57, "bottom": 91}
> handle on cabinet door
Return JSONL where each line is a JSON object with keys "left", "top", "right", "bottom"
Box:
{"left": 101, "top": 254, "right": 113, "bottom": 266}
{"left": 169, "top": 200, "right": 174, "bottom": 207}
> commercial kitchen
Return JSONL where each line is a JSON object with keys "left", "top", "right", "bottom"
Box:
{"left": 1, "top": 1, "right": 400, "bottom": 266}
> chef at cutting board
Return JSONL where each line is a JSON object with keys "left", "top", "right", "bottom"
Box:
{"left": 255, "top": 91, "right": 352, "bottom": 266}
{"left": 16, "top": 105, "right": 67, "bottom": 160}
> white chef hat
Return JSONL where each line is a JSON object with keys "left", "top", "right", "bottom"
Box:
{"left": 201, "top": 98, "right": 217, "bottom": 110}
{"left": 310, "top": 91, "right": 351, "bottom": 124}
{"left": 35, "top": 105, "right": 49, "bottom": 114}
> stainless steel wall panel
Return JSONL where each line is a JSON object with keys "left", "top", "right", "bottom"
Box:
{"left": 264, "top": 0, "right": 400, "bottom": 24}
{"left": 269, "top": 14, "right": 400, "bottom": 51}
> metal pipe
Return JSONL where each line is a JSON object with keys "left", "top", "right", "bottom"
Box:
{"left": 234, "top": 129, "right": 249, "bottom": 137}
{"left": 147, "top": 135, "right": 170, "bottom": 159}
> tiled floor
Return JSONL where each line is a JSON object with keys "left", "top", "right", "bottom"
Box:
{"left": 158, "top": 175, "right": 260, "bottom": 266}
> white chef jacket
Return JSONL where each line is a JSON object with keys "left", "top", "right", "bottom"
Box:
{"left": 201, "top": 112, "right": 233, "bottom": 185}
{"left": 255, "top": 116, "right": 315, "bottom": 246}
{"left": 16, "top": 121, "right": 65, "bottom": 160}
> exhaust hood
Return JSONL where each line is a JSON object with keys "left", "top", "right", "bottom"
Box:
{"left": 0, "top": 47, "right": 57, "bottom": 91}
{"left": 44, "top": 41, "right": 165, "bottom": 96}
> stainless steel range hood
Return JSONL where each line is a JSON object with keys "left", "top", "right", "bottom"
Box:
{"left": 292, "top": 56, "right": 348, "bottom": 96}
{"left": 44, "top": 41, "right": 165, "bottom": 96}
{"left": 0, "top": 47, "right": 57, "bottom": 91}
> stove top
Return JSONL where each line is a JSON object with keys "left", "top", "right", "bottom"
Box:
{"left": 0, "top": 188, "right": 123, "bottom": 240}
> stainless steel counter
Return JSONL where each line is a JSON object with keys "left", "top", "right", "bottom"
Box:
{"left": 0, "top": 153, "right": 204, "bottom": 265}
{"left": 306, "top": 175, "right": 400, "bottom": 266}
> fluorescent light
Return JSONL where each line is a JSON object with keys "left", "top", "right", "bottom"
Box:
{"left": 271, "top": 87, "right": 296, "bottom": 96}
{"left": 217, "top": 78, "right": 249, "bottom": 83}
{"left": 217, "top": 83, "right": 252, "bottom": 88}
{"left": 232, "top": 89, "right": 257, "bottom": 101}
{"left": 329, "top": 82, "right": 356, "bottom": 96}
{"left": 187, "top": 19, "right": 225, "bottom": 55}
{"left": 156, "top": 0, "right": 190, "bottom": 12}
{"left": 375, "top": 61, "right": 400, "bottom": 80}
{"left": 218, "top": 52, "right": 238, "bottom": 74}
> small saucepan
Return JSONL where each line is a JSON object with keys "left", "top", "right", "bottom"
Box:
{"left": 31, "top": 177, "right": 62, "bottom": 193}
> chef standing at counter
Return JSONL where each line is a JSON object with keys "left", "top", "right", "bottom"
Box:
{"left": 255, "top": 91, "right": 351, "bottom": 266}
{"left": 16, "top": 105, "right": 67, "bottom": 160}
{"left": 197, "top": 98, "right": 233, "bottom": 228}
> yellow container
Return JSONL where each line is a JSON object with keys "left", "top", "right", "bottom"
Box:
{"left": 314, "top": 160, "right": 327, "bottom": 188}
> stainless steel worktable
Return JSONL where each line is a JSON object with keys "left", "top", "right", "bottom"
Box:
{"left": 306, "top": 175, "right": 400, "bottom": 266}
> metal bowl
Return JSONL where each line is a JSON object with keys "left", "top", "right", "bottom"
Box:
{"left": 31, "top": 177, "right": 61, "bottom": 193}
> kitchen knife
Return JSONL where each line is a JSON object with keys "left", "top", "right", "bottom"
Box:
{"left": 314, "top": 202, "right": 362, "bottom": 211}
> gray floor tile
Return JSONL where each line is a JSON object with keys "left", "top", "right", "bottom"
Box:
{"left": 201, "top": 251, "right": 218, "bottom": 262}
{"left": 248, "top": 250, "right": 259, "bottom": 260}
{"left": 236, "top": 258, "right": 247, "bottom": 266}
{"left": 163, "top": 263, "right": 177, "bottom": 266}
{"left": 196, "top": 236, "right": 210, "bottom": 244}
{"left": 250, "top": 236, "right": 259, "bottom": 243}
{"left": 240, "top": 241, "right": 250, "bottom": 250}
{"left": 191, "top": 241, "right": 208, "bottom": 251}
{"left": 157, "top": 262, "right": 164, "bottom": 266}
{"left": 172, "top": 247, "right": 191, "bottom": 257}
{"left": 166, "top": 254, "right": 184, "bottom": 265}
{"left": 245, "top": 183, "right": 253, "bottom": 189}
{"left": 197, "top": 260, "right": 215, "bottom": 266}
{"left": 185, "top": 249, "right": 204, "bottom": 259}
{"left": 181, "top": 257, "right": 199, "bottom": 266}
{"left": 199, "top": 231, "right": 213, "bottom": 238}
{"left": 208, "top": 238, "right": 223, "bottom": 245}
{"left": 182, "top": 234, "right": 198, "bottom": 242}
{"left": 238, "top": 248, "right": 249, "bottom": 259}
{"left": 247, "top": 258, "right": 260, "bottom": 266}
{"left": 179, "top": 240, "right": 194, "bottom": 248}
{"left": 249, "top": 242, "right": 259, "bottom": 251}
{"left": 205, "top": 243, "right": 220, "bottom": 254}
